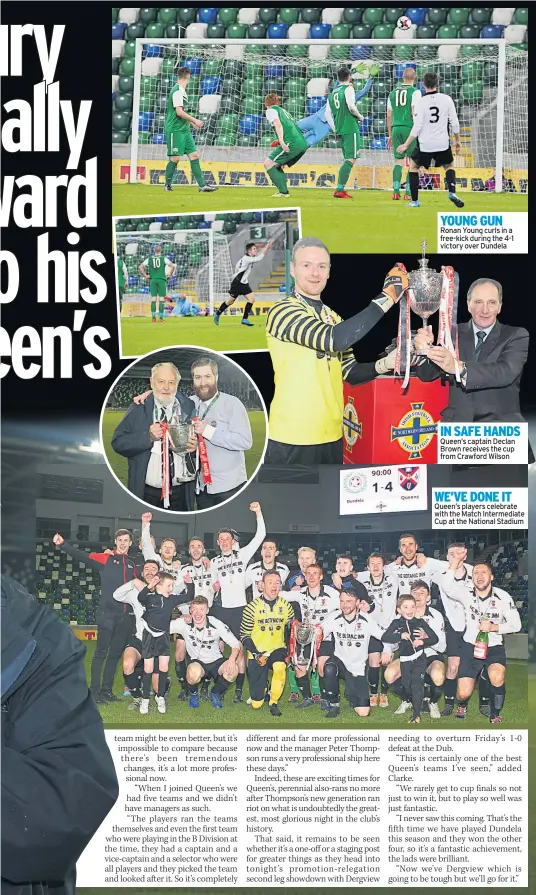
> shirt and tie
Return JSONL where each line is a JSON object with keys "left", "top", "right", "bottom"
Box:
{"left": 472, "top": 321, "right": 495, "bottom": 360}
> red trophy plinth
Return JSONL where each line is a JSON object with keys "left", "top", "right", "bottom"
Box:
{"left": 343, "top": 375, "right": 448, "bottom": 466}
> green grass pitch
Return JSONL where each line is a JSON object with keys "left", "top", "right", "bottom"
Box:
{"left": 120, "top": 313, "right": 268, "bottom": 356}
{"left": 86, "top": 639, "right": 527, "bottom": 729}
{"left": 113, "top": 185, "right": 527, "bottom": 254}
{"left": 101, "top": 409, "right": 267, "bottom": 486}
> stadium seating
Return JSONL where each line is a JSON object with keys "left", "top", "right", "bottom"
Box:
{"left": 106, "top": 9, "right": 529, "bottom": 151}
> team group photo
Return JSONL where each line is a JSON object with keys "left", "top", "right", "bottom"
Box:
{"left": 41, "top": 485, "right": 527, "bottom": 729}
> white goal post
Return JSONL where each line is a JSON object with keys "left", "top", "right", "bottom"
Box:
{"left": 115, "top": 228, "right": 233, "bottom": 314}
{"left": 128, "top": 38, "right": 528, "bottom": 193}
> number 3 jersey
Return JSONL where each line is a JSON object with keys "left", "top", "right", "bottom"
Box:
{"left": 170, "top": 616, "right": 240, "bottom": 664}
{"left": 321, "top": 610, "right": 385, "bottom": 677}
{"left": 440, "top": 572, "right": 521, "bottom": 647}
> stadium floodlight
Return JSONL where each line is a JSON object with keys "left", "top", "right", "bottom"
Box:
{"left": 128, "top": 38, "right": 527, "bottom": 194}
{"left": 115, "top": 228, "right": 233, "bottom": 315}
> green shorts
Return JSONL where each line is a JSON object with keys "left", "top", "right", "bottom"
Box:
{"left": 166, "top": 129, "right": 197, "bottom": 157}
{"left": 150, "top": 279, "right": 167, "bottom": 298}
{"left": 268, "top": 142, "right": 308, "bottom": 168}
{"left": 338, "top": 131, "right": 360, "bottom": 160}
{"left": 392, "top": 126, "right": 416, "bottom": 160}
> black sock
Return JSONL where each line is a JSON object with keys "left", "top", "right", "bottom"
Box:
{"left": 124, "top": 671, "right": 142, "bottom": 699}
{"left": 187, "top": 683, "right": 198, "bottom": 695}
{"left": 297, "top": 676, "right": 311, "bottom": 700}
{"left": 479, "top": 671, "right": 491, "bottom": 705}
{"left": 142, "top": 671, "right": 152, "bottom": 699}
{"left": 491, "top": 684, "right": 505, "bottom": 715}
{"left": 380, "top": 671, "right": 389, "bottom": 695}
{"left": 430, "top": 682, "right": 443, "bottom": 704}
{"left": 175, "top": 660, "right": 186, "bottom": 684}
{"left": 423, "top": 675, "right": 432, "bottom": 701}
{"left": 216, "top": 301, "right": 228, "bottom": 316}
{"left": 243, "top": 301, "right": 253, "bottom": 320}
{"left": 445, "top": 168, "right": 456, "bottom": 193}
{"left": 158, "top": 671, "right": 168, "bottom": 697}
{"left": 409, "top": 171, "right": 419, "bottom": 201}
{"left": 390, "top": 678, "right": 409, "bottom": 701}
{"left": 444, "top": 678, "right": 457, "bottom": 702}
{"left": 213, "top": 676, "right": 230, "bottom": 695}
{"left": 368, "top": 666, "right": 380, "bottom": 696}
{"left": 200, "top": 677, "right": 209, "bottom": 691}
{"left": 457, "top": 698, "right": 469, "bottom": 708}
{"left": 235, "top": 673, "right": 245, "bottom": 691}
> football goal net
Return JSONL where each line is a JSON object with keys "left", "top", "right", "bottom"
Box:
{"left": 128, "top": 38, "right": 527, "bottom": 193}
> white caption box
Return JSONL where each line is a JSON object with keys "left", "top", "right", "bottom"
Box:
{"left": 437, "top": 211, "right": 528, "bottom": 253}
{"left": 340, "top": 465, "right": 428, "bottom": 516}
{"left": 432, "top": 486, "right": 528, "bottom": 529}
{"left": 437, "top": 422, "right": 528, "bottom": 465}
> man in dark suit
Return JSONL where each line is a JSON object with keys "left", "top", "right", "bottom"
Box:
{"left": 415, "top": 278, "right": 529, "bottom": 422}
{"left": 111, "top": 362, "right": 198, "bottom": 511}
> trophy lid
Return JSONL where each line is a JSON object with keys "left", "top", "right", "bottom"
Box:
{"left": 408, "top": 239, "right": 443, "bottom": 317}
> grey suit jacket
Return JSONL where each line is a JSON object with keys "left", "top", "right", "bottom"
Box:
{"left": 416, "top": 320, "right": 529, "bottom": 422}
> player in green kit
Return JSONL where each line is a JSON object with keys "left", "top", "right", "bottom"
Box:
{"left": 264, "top": 94, "right": 309, "bottom": 197}
{"left": 327, "top": 67, "right": 364, "bottom": 199}
{"left": 116, "top": 256, "right": 128, "bottom": 313}
{"left": 164, "top": 66, "right": 217, "bottom": 193}
{"left": 138, "top": 246, "right": 175, "bottom": 323}
{"left": 387, "top": 68, "right": 421, "bottom": 201}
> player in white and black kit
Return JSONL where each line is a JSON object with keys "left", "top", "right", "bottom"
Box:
{"left": 397, "top": 70, "right": 464, "bottom": 209}
{"left": 213, "top": 240, "right": 272, "bottom": 327}
{"left": 431, "top": 542, "right": 474, "bottom": 717}
{"left": 174, "top": 536, "right": 214, "bottom": 702}
{"left": 385, "top": 533, "right": 447, "bottom": 595}
{"left": 288, "top": 563, "right": 341, "bottom": 708}
{"left": 318, "top": 588, "right": 388, "bottom": 719}
{"left": 210, "top": 501, "right": 266, "bottom": 702}
{"left": 245, "top": 538, "right": 290, "bottom": 601}
{"left": 441, "top": 558, "right": 521, "bottom": 724}
{"left": 356, "top": 553, "right": 399, "bottom": 708}
{"left": 170, "top": 596, "right": 241, "bottom": 709}
{"left": 384, "top": 579, "right": 446, "bottom": 719}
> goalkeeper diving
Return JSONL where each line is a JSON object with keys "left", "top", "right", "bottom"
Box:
{"left": 296, "top": 62, "right": 378, "bottom": 149}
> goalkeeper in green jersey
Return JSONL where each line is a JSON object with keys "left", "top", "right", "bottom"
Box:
{"left": 164, "top": 66, "right": 217, "bottom": 193}
{"left": 387, "top": 68, "right": 422, "bottom": 201}
{"left": 264, "top": 93, "right": 309, "bottom": 197}
{"left": 326, "top": 67, "right": 365, "bottom": 199}
{"left": 138, "top": 245, "right": 175, "bottom": 323}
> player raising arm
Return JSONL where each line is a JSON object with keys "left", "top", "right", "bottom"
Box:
{"left": 214, "top": 240, "right": 272, "bottom": 328}
{"left": 326, "top": 67, "right": 364, "bottom": 199}
{"left": 265, "top": 237, "right": 408, "bottom": 466}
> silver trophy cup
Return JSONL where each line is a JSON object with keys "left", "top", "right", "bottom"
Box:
{"left": 408, "top": 240, "right": 444, "bottom": 355}
{"left": 168, "top": 422, "right": 194, "bottom": 453}
{"left": 294, "top": 617, "right": 315, "bottom": 667}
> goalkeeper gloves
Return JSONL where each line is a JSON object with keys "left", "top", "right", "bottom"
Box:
{"left": 372, "top": 264, "right": 409, "bottom": 313}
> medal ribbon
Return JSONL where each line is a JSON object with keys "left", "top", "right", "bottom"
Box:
{"left": 194, "top": 392, "right": 221, "bottom": 488}
{"left": 437, "top": 267, "right": 461, "bottom": 382}
{"left": 160, "top": 421, "right": 172, "bottom": 509}
{"left": 394, "top": 263, "right": 412, "bottom": 390}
